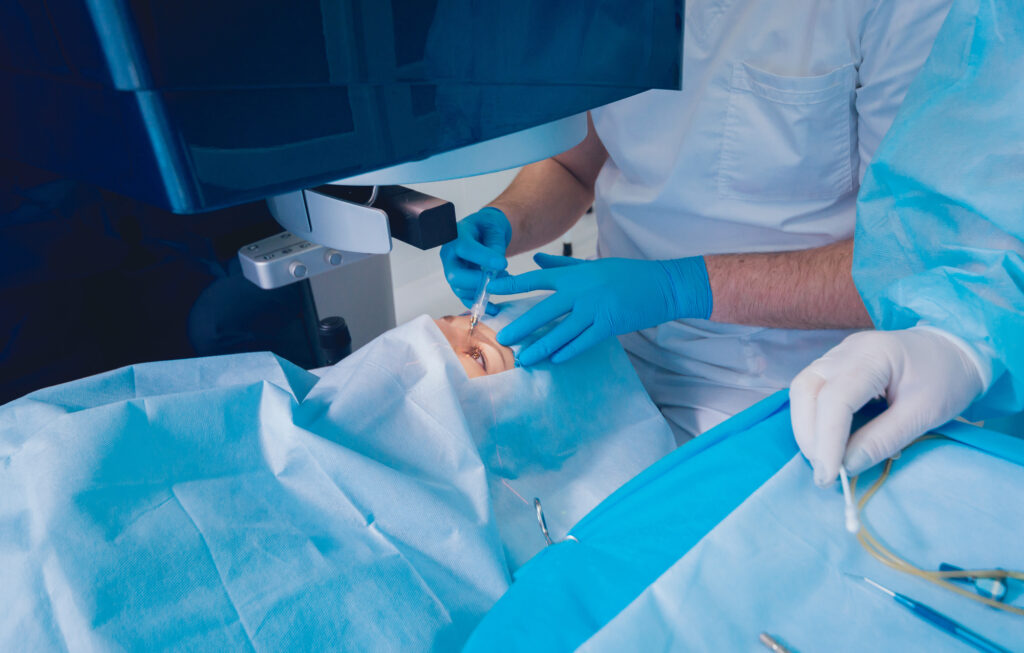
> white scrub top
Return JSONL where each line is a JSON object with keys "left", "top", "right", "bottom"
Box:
{"left": 591, "top": 0, "right": 952, "bottom": 443}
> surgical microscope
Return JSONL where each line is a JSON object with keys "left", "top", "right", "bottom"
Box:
{"left": 1, "top": 0, "right": 683, "bottom": 396}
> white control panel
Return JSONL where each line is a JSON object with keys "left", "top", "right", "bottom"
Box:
{"left": 238, "top": 231, "right": 371, "bottom": 290}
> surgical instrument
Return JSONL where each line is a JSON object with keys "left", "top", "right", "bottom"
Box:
{"left": 940, "top": 563, "right": 1009, "bottom": 602}
{"left": 758, "top": 632, "right": 791, "bottom": 653}
{"left": 534, "top": 498, "right": 555, "bottom": 546}
{"left": 856, "top": 576, "right": 1010, "bottom": 653}
{"left": 850, "top": 437, "right": 1024, "bottom": 616}
{"left": 533, "top": 498, "right": 579, "bottom": 547}
{"left": 838, "top": 465, "right": 859, "bottom": 533}
{"left": 468, "top": 270, "right": 495, "bottom": 337}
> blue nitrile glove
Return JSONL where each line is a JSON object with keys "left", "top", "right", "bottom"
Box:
{"left": 488, "top": 253, "right": 712, "bottom": 366}
{"left": 439, "top": 207, "right": 512, "bottom": 314}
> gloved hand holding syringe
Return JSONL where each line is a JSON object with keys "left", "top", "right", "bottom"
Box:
{"left": 468, "top": 270, "right": 495, "bottom": 337}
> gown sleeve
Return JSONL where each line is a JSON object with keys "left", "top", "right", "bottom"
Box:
{"left": 853, "top": 0, "right": 1024, "bottom": 418}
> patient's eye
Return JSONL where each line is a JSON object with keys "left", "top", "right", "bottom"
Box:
{"left": 469, "top": 346, "right": 487, "bottom": 372}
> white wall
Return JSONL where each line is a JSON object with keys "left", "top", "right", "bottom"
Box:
{"left": 392, "top": 170, "right": 597, "bottom": 324}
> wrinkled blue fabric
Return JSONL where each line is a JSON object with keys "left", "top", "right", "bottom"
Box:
{"left": 854, "top": 0, "right": 1024, "bottom": 418}
{"left": 0, "top": 300, "right": 674, "bottom": 651}
{"left": 577, "top": 434, "right": 1024, "bottom": 651}
{"left": 464, "top": 392, "right": 1024, "bottom": 651}
{"left": 1, "top": 350, "right": 504, "bottom": 651}
{"left": 461, "top": 301, "right": 677, "bottom": 568}
{"left": 464, "top": 391, "right": 797, "bottom": 651}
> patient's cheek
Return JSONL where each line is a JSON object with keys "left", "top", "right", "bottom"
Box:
{"left": 459, "top": 357, "right": 485, "bottom": 379}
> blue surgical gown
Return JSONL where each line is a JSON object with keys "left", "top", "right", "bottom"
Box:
{"left": 854, "top": 0, "right": 1024, "bottom": 418}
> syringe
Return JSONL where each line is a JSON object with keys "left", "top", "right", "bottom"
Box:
{"left": 468, "top": 270, "right": 495, "bottom": 337}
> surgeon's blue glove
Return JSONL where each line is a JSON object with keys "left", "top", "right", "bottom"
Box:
{"left": 439, "top": 207, "right": 511, "bottom": 314}
{"left": 489, "top": 253, "right": 712, "bottom": 366}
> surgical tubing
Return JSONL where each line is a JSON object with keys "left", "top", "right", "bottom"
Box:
{"left": 850, "top": 436, "right": 1024, "bottom": 617}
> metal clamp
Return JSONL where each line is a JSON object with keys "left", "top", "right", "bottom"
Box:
{"left": 533, "top": 498, "right": 579, "bottom": 547}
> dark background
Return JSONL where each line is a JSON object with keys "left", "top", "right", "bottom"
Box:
{"left": 0, "top": 159, "right": 321, "bottom": 404}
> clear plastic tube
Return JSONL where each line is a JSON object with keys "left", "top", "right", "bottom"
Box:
{"left": 468, "top": 271, "right": 495, "bottom": 334}
{"left": 851, "top": 436, "right": 1024, "bottom": 616}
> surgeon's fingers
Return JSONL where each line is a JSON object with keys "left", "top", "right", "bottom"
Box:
{"left": 810, "top": 358, "right": 892, "bottom": 487}
{"left": 534, "top": 252, "right": 584, "bottom": 269}
{"left": 454, "top": 298, "right": 499, "bottom": 315}
{"left": 487, "top": 268, "right": 558, "bottom": 296}
{"left": 439, "top": 241, "right": 461, "bottom": 275}
{"left": 451, "top": 286, "right": 501, "bottom": 314}
{"left": 478, "top": 228, "right": 511, "bottom": 253}
{"left": 516, "top": 311, "right": 591, "bottom": 366}
{"left": 550, "top": 324, "right": 610, "bottom": 364}
{"left": 456, "top": 295, "right": 501, "bottom": 314}
{"left": 497, "top": 294, "right": 571, "bottom": 346}
{"left": 789, "top": 366, "right": 827, "bottom": 467}
{"left": 842, "top": 398, "right": 928, "bottom": 476}
{"left": 446, "top": 268, "right": 489, "bottom": 294}
{"left": 453, "top": 235, "right": 507, "bottom": 272}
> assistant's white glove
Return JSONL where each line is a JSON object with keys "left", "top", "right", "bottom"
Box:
{"left": 790, "top": 327, "right": 990, "bottom": 487}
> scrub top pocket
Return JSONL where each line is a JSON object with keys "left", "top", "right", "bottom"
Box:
{"left": 716, "top": 62, "right": 855, "bottom": 202}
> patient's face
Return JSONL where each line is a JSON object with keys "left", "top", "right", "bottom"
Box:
{"left": 434, "top": 315, "right": 516, "bottom": 378}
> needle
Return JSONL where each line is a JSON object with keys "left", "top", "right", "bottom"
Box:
{"left": 854, "top": 575, "right": 1009, "bottom": 653}
{"left": 758, "top": 632, "right": 791, "bottom": 653}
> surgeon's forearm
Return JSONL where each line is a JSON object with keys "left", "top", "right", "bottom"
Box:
{"left": 705, "top": 239, "right": 873, "bottom": 329}
{"left": 489, "top": 112, "right": 609, "bottom": 256}
{"left": 488, "top": 159, "right": 594, "bottom": 256}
